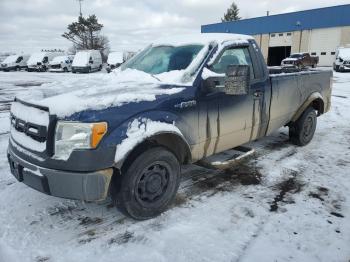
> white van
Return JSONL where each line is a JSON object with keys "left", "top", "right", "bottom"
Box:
{"left": 49, "top": 55, "right": 74, "bottom": 72}
{"left": 0, "top": 54, "right": 30, "bottom": 71}
{"left": 72, "top": 50, "right": 102, "bottom": 73}
{"left": 27, "top": 52, "right": 63, "bottom": 72}
{"left": 106, "top": 52, "right": 124, "bottom": 73}
{"left": 334, "top": 47, "right": 350, "bottom": 72}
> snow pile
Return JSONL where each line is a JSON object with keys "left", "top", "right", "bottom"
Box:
{"left": 27, "top": 53, "right": 45, "bottom": 66}
{"left": 115, "top": 118, "right": 183, "bottom": 162}
{"left": 107, "top": 52, "right": 124, "bottom": 64}
{"left": 72, "top": 51, "right": 90, "bottom": 67}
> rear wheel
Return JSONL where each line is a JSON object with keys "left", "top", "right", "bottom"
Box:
{"left": 112, "top": 147, "right": 181, "bottom": 220}
{"left": 289, "top": 107, "right": 317, "bottom": 146}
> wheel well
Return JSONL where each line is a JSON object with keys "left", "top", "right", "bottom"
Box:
{"left": 120, "top": 133, "right": 191, "bottom": 174}
{"left": 311, "top": 98, "right": 324, "bottom": 116}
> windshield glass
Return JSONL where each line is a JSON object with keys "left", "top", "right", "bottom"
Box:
{"left": 72, "top": 52, "right": 90, "bottom": 66}
{"left": 290, "top": 54, "right": 303, "bottom": 58}
{"left": 27, "top": 53, "right": 45, "bottom": 65}
{"left": 339, "top": 48, "right": 350, "bottom": 58}
{"left": 121, "top": 45, "right": 203, "bottom": 75}
{"left": 3, "top": 55, "right": 18, "bottom": 63}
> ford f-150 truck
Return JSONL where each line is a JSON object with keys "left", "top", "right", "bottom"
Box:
{"left": 7, "top": 33, "right": 332, "bottom": 220}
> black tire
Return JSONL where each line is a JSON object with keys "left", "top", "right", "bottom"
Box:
{"left": 63, "top": 67, "right": 68, "bottom": 72}
{"left": 289, "top": 107, "right": 317, "bottom": 146}
{"left": 98, "top": 65, "right": 102, "bottom": 71}
{"left": 112, "top": 147, "right": 181, "bottom": 220}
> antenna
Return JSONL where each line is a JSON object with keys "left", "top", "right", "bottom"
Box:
{"left": 77, "top": 0, "right": 84, "bottom": 17}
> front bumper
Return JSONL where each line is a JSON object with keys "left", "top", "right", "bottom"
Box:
{"left": 49, "top": 68, "right": 65, "bottom": 72}
{"left": 339, "top": 64, "right": 350, "bottom": 71}
{"left": 72, "top": 66, "right": 90, "bottom": 73}
{"left": 7, "top": 146, "right": 114, "bottom": 201}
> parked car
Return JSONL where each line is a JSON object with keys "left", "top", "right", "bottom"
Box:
{"left": 48, "top": 55, "right": 74, "bottom": 72}
{"left": 27, "top": 52, "right": 63, "bottom": 72}
{"left": 281, "top": 53, "right": 319, "bottom": 69}
{"left": 72, "top": 50, "right": 102, "bottom": 73}
{"left": 0, "top": 54, "right": 30, "bottom": 71}
{"left": 334, "top": 47, "right": 350, "bottom": 72}
{"left": 7, "top": 33, "right": 332, "bottom": 220}
{"left": 106, "top": 52, "right": 124, "bottom": 73}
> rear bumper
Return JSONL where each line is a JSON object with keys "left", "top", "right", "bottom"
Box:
{"left": 7, "top": 146, "right": 114, "bottom": 201}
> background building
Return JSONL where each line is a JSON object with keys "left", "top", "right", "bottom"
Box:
{"left": 202, "top": 4, "right": 350, "bottom": 66}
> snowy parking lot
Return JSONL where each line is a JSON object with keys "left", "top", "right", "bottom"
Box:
{"left": 0, "top": 71, "right": 349, "bottom": 262}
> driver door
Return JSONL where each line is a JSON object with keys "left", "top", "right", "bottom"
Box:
{"left": 199, "top": 45, "right": 263, "bottom": 155}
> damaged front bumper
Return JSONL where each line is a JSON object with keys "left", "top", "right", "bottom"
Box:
{"left": 7, "top": 146, "right": 114, "bottom": 201}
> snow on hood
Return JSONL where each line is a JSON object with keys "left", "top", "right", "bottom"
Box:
{"left": 283, "top": 58, "right": 298, "bottom": 62}
{"left": 16, "top": 69, "right": 185, "bottom": 118}
{"left": 2, "top": 55, "right": 18, "bottom": 64}
{"left": 27, "top": 53, "right": 45, "bottom": 65}
{"left": 50, "top": 56, "right": 70, "bottom": 65}
{"left": 107, "top": 52, "right": 124, "bottom": 64}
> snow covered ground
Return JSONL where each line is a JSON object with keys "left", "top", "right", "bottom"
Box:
{"left": 0, "top": 71, "right": 349, "bottom": 262}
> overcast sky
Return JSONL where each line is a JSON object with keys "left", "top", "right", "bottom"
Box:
{"left": 0, "top": 0, "right": 349, "bottom": 54}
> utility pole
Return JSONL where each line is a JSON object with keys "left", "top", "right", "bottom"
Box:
{"left": 77, "top": 0, "right": 84, "bottom": 17}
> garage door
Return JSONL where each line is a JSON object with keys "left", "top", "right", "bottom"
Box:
{"left": 269, "top": 32, "right": 292, "bottom": 47}
{"left": 309, "top": 28, "right": 341, "bottom": 66}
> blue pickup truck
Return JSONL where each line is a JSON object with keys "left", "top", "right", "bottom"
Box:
{"left": 7, "top": 33, "right": 332, "bottom": 219}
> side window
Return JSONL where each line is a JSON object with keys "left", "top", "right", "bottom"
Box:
{"left": 210, "top": 47, "right": 255, "bottom": 79}
{"left": 43, "top": 57, "right": 48, "bottom": 63}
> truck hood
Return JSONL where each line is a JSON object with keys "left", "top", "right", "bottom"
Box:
{"left": 15, "top": 69, "right": 186, "bottom": 119}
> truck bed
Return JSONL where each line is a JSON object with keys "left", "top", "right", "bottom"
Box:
{"left": 266, "top": 68, "right": 332, "bottom": 135}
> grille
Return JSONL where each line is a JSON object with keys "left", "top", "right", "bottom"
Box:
{"left": 50, "top": 64, "right": 61, "bottom": 69}
{"left": 10, "top": 114, "right": 47, "bottom": 142}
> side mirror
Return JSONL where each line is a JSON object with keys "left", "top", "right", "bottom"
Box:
{"left": 224, "top": 65, "right": 250, "bottom": 95}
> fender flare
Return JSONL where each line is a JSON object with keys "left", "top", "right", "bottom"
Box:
{"left": 112, "top": 118, "right": 192, "bottom": 169}
{"left": 291, "top": 92, "right": 325, "bottom": 122}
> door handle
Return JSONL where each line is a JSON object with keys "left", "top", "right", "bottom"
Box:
{"left": 253, "top": 91, "right": 263, "bottom": 98}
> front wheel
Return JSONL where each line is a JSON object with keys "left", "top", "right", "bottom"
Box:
{"left": 289, "top": 107, "right": 317, "bottom": 146}
{"left": 112, "top": 147, "right": 181, "bottom": 220}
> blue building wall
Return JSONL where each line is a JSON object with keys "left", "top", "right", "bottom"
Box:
{"left": 202, "top": 4, "right": 350, "bottom": 35}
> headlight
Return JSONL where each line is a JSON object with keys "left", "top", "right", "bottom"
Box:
{"left": 54, "top": 121, "right": 107, "bottom": 160}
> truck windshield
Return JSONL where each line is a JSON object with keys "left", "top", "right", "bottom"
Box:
{"left": 121, "top": 45, "right": 203, "bottom": 75}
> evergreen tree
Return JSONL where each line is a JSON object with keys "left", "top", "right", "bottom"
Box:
{"left": 221, "top": 2, "right": 241, "bottom": 22}
{"left": 62, "top": 15, "right": 110, "bottom": 59}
